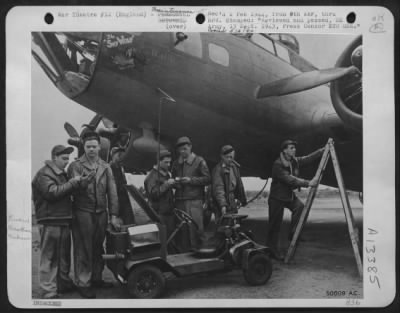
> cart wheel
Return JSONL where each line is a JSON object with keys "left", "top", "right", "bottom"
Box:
{"left": 127, "top": 265, "right": 165, "bottom": 298}
{"left": 243, "top": 253, "right": 272, "bottom": 286}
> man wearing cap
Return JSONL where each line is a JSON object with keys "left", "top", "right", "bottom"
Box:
{"left": 32, "top": 145, "right": 90, "bottom": 299}
{"left": 172, "top": 136, "right": 211, "bottom": 251}
{"left": 144, "top": 150, "right": 176, "bottom": 243}
{"left": 267, "top": 139, "right": 324, "bottom": 261}
{"left": 212, "top": 145, "right": 247, "bottom": 218}
{"left": 109, "top": 147, "right": 134, "bottom": 225}
{"left": 68, "top": 131, "right": 120, "bottom": 298}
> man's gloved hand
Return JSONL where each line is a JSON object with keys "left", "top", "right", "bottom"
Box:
{"left": 111, "top": 215, "right": 122, "bottom": 231}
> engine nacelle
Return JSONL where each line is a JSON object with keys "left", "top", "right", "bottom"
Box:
{"left": 330, "top": 35, "right": 362, "bottom": 132}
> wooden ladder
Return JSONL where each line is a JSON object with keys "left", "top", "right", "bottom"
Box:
{"left": 284, "top": 138, "right": 363, "bottom": 278}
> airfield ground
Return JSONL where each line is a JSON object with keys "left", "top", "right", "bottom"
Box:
{"left": 32, "top": 195, "right": 363, "bottom": 300}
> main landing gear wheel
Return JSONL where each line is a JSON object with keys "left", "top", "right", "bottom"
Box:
{"left": 173, "top": 208, "right": 199, "bottom": 229}
{"left": 243, "top": 253, "right": 273, "bottom": 286}
{"left": 127, "top": 265, "right": 165, "bottom": 299}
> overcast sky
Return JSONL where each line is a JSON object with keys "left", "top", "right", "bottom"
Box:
{"left": 31, "top": 33, "right": 355, "bottom": 190}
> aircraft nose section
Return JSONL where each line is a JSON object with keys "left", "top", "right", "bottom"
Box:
{"left": 32, "top": 32, "right": 101, "bottom": 98}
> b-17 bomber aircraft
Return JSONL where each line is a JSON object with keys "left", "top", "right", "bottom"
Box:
{"left": 32, "top": 32, "right": 362, "bottom": 191}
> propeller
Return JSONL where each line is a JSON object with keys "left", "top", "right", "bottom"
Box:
{"left": 64, "top": 122, "right": 80, "bottom": 138}
{"left": 67, "top": 137, "right": 81, "bottom": 147}
{"left": 64, "top": 122, "right": 81, "bottom": 148}
{"left": 255, "top": 66, "right": 360, "bottom": 99}
{"left": 64, "top": 114, "right": 130, "bottom": 160}
{"left": 64, "top": 114, "right": 103, "bottom": 153}
{"left": 330, "top": 37, "right": 363, "bottom": 132}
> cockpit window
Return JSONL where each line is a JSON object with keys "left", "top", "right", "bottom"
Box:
{"left": 55, "top": 33, "right": 98, "bottom": 77}
{"left": 208, "top": 43, "right": 229, "bottom": 66}
{"left": 31, "top": 32, "right": 101, "bottom": 97}
{"left": 246, "top": 33, "right": 317, "bottom": 72}
{"left": 250, "top": 34, "right": 275, "bottom": 55}
{"left": 275, "top": 43, "right": 291, "bottom": 63}
{"left": 268, "top": 33, "right": 300, "bottom": 54}
{"left": 174, "top": 32, "right": 202, "bottom": 58}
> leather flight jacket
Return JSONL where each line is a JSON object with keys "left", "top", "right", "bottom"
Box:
{"left": 68, "top": 154, "right": 119, "bottom": 215}
{"left": 172, "top": 153, "right": 211, "bottom": 201}
{"left": 211, "top": 161, "right": 247, "bottom": 213}
{"left": 269, "top": 149, "right": 324, "bottom": 202}
{"left": 144, "top": 166, "right": 175, "bottom": 215}
{"left": 32, "top": 160, "right": 78, "bottom": 224}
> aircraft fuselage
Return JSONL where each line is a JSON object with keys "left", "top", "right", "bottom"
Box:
{"left": 34, "top": 32, "right": 362, "bottom": 190}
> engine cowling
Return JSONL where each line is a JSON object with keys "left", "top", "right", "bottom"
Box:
{"left": 330, "top": 35, "right": 362, "bottom": 132}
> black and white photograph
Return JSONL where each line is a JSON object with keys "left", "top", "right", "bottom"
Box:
{"left": 31, "top": 31, "right": 364, "bottom": 299}
{"left": 6, "top": 5, "right": 396, "bottom": 309}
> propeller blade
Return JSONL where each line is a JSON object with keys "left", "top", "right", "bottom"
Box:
{"left": 256, "top": 66, "right": 359, "bottom": 99}
{"left": 67, "top": 137, "right": 81, "bottom": 147}
{"left": 90, "top": 114, "right": 104, "bottom": 127}
{"left": 81, "top": 114, "right": 104, "bottom": 131}
{"left": 64, "top": 122, "right": 79, "bottom": 138}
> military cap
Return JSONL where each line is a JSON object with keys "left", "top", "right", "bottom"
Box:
{"left": 175, "top": 136, "right": 192, "bottom": 148}
{"left": 159, "top": 149, "right": 172, "bottom": 160}
{"left": 221, "top": 145, "right": 235, "bottom": 155}
{"left": 280, "top": 139, "right": 298, "bottom": 151}
{"left": 51, "top": 145, "right": 74, "bottom": 158}
{"left": 81, "top": 131, "right": 100, "bottom": 143}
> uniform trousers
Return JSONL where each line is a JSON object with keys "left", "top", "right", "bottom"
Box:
{"left": 267, "top": 196, "right": 304, "bottom": 251}
{"left": 71, "top": 210, "right": 107, "bottom": 287}
{"left": 39, "top": 224, "right": 73, "bottom": 297}
{"left": 176, "top": 199, "right": 204, "bottom": 251}
{"left": 159, "top": 213, "right": 176, "bottom": 239}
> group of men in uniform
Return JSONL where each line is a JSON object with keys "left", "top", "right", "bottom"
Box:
{"left": 32, "top": 132, "right": 121, "bottom": 299}
{"left": 144, "top": 136, "right": 248, "bottom": 252}
{"left": 32, "top": 131, "right": 323, "bottom": 299}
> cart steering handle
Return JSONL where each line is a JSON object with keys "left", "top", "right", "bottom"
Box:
{"left": 173, "top": 208, "right": 199, "bottom": 229}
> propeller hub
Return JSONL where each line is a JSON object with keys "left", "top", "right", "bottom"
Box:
{"left": 351, "top": 45, "right": 362, "bottom": 72}
{"left": 330, "top": 35, "right": 362, "bottom": 132}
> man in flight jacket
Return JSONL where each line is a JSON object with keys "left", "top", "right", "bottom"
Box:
{"left": 267, "top": 140, "right": 324, "bottom": 260}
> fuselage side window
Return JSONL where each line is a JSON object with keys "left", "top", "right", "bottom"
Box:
{"left": 174, "top": 33, "right": 202, "bottom": 58}
{"left": 275, "top": 43, "right": 291, "bottom": 63}
{"left": 250, "top": 34, "right": 275, "bottom": 55}
{"left": 208, "top": 43, "right": 229, "bottom": 67}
